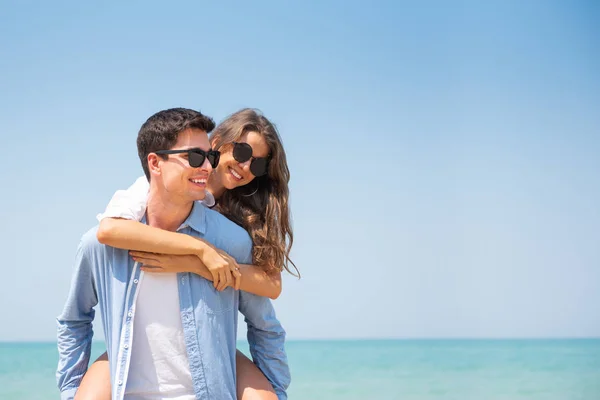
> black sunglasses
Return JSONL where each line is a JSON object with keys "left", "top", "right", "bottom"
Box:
{"left": 155, "top": 148, "right": 220, "bottom": 168}
{"left": 232, "top": 142, "right": 269, "bottom": 177}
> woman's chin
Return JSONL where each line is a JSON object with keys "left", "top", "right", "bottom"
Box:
{"left": 225, "top": 174, "right": 246, "bottom": 189}
{"left": 225, "top": 178, "right": 242, "bottom": 190}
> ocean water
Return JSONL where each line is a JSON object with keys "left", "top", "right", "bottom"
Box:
{"left": 1, "top": 339, "right": 599, "bottom": 399}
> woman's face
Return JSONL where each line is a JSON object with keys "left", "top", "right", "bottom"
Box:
{"left": 214, "top": 131, "right": 270, "bottom": 190}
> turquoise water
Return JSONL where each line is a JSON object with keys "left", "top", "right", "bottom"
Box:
{"left": 1, "top": 339, "right": 599, "bottom": 399}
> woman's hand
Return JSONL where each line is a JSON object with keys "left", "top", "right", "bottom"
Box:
{"left": 214, "top": 249, "right": 243, "bottom": 291}
{"left": 196, "top": 244, "right": 242, "bottom": 290}
{"left": 130, "top": 251, "right": 241, "bottom": 291}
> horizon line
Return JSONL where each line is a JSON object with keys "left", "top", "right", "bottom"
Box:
{"left": 2, "top": 336, "right": 600, "bottom": 344}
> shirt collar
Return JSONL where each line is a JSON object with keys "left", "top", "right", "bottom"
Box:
{"left": 179, "top": 200, "right": 207, "bottom": 234}
{"left": 142, "top": 200, "right": 207, "bottom": 235}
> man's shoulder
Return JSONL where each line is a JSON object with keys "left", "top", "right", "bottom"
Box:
{"left": 203, "top": 208, "right": 253, "bottom": 261}
{"left": 80, "top": 225, "right": 100, "bottom": 246}
{"left": 78, "top": 225, "right": 110, "bottom": 257}
{"left": 204, "top": 208, "right": 251, "bottom": 240}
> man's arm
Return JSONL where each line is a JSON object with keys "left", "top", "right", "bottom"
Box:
{"left": 56, "top": 232, "right": 99, "bottom": 400}
{"left": 238, "top": 292, "right": 290, "bottom": 399}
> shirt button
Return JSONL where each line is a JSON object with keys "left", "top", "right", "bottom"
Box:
{"left": 128, "top": 312, "right": 133, "bottom": 317}
{"left": 133, "top": 279, "right": 139, "bottom": 284}
{"left": 124, "top": 344, "right": 129, "bottom": 349}
{"left": 118, "top": 380, "right": 123, "bottom": 386}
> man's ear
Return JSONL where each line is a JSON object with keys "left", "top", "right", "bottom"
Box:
{"left": 147, "top": 153, "right": 161, "bottom": 178}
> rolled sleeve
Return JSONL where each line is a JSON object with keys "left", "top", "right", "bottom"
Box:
{"left": 96, "top": 175, "right": 149, "bottom": 221}
{"left": 239, "top": 292, "right": 290, "bottom": 399}
{"left": 60, "top": 387, "right": 78, "bottom": 400}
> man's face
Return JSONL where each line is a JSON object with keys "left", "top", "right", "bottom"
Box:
{"left": 154, "top": 128, "right": 213, "bottom": 202}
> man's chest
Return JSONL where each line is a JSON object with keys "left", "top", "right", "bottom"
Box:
{"left": 135, "top": 272, "right": 182, "bottom": 328}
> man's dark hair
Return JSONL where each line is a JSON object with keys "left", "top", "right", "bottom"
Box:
{"left": 137, "top": 108, "right": 216, "bottom": 179}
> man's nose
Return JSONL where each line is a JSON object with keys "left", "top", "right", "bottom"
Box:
{"left": 201, "top": 156, "right": 213, "bottom": 172}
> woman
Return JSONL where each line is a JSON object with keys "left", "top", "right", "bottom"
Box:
{"left": 75, "top": 108, "right": 298, "bottom": 400}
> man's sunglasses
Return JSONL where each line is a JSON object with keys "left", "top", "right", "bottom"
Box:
{"left": 155, "top": 148, "right": 221, "bottom": 168}
{"left": 233, "top": 142, "right": 269, "bottom": 177}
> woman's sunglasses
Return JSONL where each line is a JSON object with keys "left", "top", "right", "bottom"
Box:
{"left": 155, "top": 148, "right": 221, "bottom": 168}
{"left": 232, "top": 142, "right": 269, "bottom": 177}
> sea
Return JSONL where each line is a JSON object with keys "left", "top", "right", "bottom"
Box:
{"left": 1, "top": 339, "right": 599, "bottom": 399}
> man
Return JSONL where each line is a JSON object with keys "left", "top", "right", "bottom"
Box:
{"left": 56, "top": 108, "right": 290, "bottom": 400}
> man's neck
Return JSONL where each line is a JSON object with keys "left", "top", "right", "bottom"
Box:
{"left": 146, "top": 187, "right": 194, "bottom": 232}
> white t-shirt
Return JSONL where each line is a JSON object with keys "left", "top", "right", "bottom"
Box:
{"left": 98, "top": 176, "right": 215, "bottom": 399}
{"left": 124, "top": 272, "right": 195, "bottom": 400}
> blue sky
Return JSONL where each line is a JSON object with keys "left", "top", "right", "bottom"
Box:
{"left": 1, "top": 0, "right": 599, "bottom": 341}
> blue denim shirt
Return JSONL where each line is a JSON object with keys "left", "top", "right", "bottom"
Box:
{"left": 56, "top": 202, "right": 290, "bottom": 400}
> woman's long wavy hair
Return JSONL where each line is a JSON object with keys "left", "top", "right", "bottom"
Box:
{"left": 210, "top": 108, "right": 299, "bottom": 277}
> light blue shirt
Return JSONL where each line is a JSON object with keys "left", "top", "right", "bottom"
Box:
{"left": 56, "top": 202, "right": 290, "bottom": 400}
